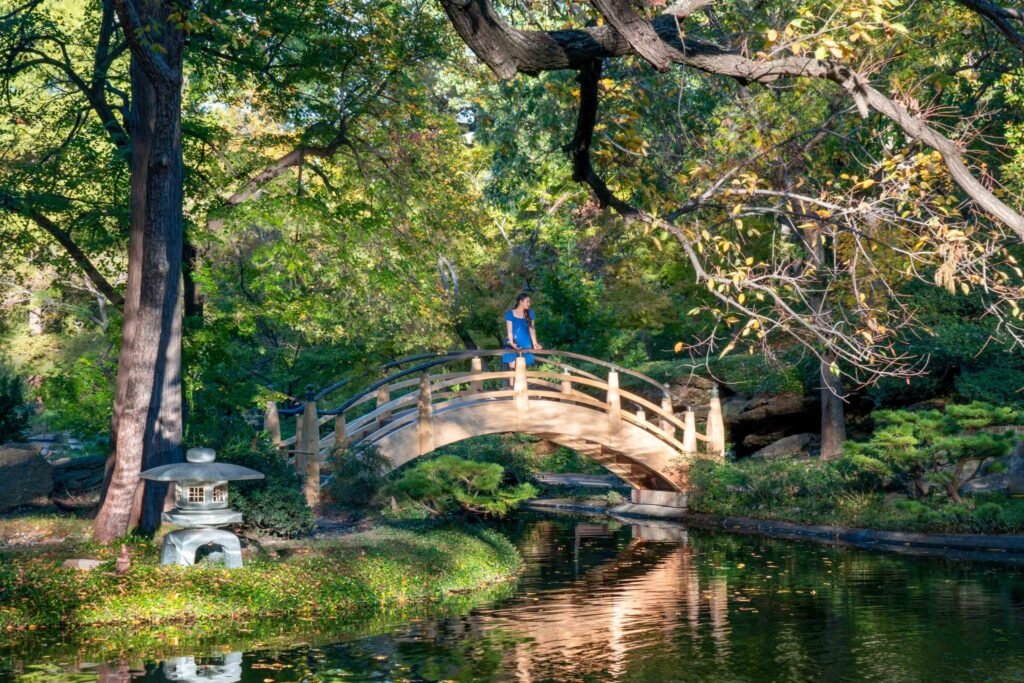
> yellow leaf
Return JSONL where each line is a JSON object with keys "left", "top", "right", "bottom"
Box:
{"left": 673, "top": 341, "right": 684, "bottom": 353}
{"left": 766, "top": 28, "right": 778, "bottom": 42}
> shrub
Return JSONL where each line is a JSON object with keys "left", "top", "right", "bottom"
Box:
{"left": 390, "top": 455, "right": 537, "bottom": 518}
{"left": 0, "top": 360, "right": 32, "bottom": 442}
{"left": 432, "top": 434, "right": 537, "bottom": 483}
{"left": 848, "top": 403, "right": 1018, "bottom": 501}
{"left": 218, "top": 436, "right": 315, "bottom": 538}
{"left": 605, "top": 490, "right": 625, "bottom": 506}
{"left": 327, "top": 442, "right": 392, "bottom": 509}
{"left": 835, "top": 452, "right": 893, "bottom": 491}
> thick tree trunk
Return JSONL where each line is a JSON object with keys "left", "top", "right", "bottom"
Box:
{"left": 94, "top": 0, "right": 184, "bottom": 543}
{"left": 819, "top": 354, "right": 846, "bottom": 460}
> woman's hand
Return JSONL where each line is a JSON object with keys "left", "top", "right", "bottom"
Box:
{"left": 534, "top": 342, "right": 543, "bottom": 350}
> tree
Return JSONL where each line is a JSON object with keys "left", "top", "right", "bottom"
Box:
{"left": 94, "top": 0, "right": 187, "bottom": 542}
{"left": 437, "top": 0, "right": 1024, "bottom": 454}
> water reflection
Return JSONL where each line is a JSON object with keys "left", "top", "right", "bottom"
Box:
{"left": 160, "top": 653, "right": 241, "bottom": 682}
{"left": 6, "top": 515, "right": 1024, "bottom": 682}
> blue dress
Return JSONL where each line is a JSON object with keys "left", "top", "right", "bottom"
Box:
{"left": 502, "top": 309, "right": 535, "bottom": 366}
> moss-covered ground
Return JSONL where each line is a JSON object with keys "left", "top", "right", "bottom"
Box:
{"left": 0, "top": 515, "right": 521, "bottom": 654}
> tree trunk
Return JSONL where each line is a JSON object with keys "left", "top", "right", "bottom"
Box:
{"left": 797, "top": 222, "right": 847, "bottom": 460}
{"left": 819, "top": 354, "right": 846, "bottom": 460}
{"left": 94, "top": 0, "right": 185, "bottom": 543}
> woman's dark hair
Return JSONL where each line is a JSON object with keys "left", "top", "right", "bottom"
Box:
{"left": 510, "top": 292, "right": 534, "bottom": 329}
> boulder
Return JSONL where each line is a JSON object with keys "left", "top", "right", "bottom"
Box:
{"left": 960, "top": 473, "right": 1024, "bottom": 496}
{"left": 52, "top": 454, "right": 107, "bottom": 492}
{"left": 750, "top": 433, "right": 819, "bottom": 459}
{"left": 742, "top": 431, "right": 788, "bottom": 450}
{"left": 724, "top": 393, "right": 812, "bottom": 424}
{"left": 665, "top": 376, "right": 716, "bottom": 415}
{"left": 0, "top": 443, "right": 53, "bottom": 509}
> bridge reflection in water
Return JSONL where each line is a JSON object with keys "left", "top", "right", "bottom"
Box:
{"left": 380, "top": 518, "right": 732, "bottom": 682}
{"left": 480, "top": 520, "right": 730, "bottom": 682}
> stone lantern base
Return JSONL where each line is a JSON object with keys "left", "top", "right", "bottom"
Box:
{"left": 161, "top": 528, "right": 243, "bottom": 569}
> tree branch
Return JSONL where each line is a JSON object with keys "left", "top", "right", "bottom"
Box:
{"left": 206, "top": 131, "right": 348, "bottom": 231}
{"left": 564, "top": 59, "right": 639, "bottom": 217}
{"left": 0, "top": 194, "right": 124, "bottom": 307}
{"left": 438, "top": 0, "right": 1024, "bottom": 238}
{"left": 590, "top": 0, "right": 676, "bottom": 71}
{"left": 955, "top": 0, "right": 1024, "bottom": 53}
{"left": 110, "top": 0, "right": 179, "bottom": 88}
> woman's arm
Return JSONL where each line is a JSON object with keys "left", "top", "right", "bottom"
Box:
{"left": 529, "top": 316, "right": 542, "bottom": 349}
{"left": 506, "top": 319, "right": 518, "bottom": 349}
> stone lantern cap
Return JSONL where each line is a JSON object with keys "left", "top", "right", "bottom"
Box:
{"left": 140, "top": 448, "right": 265, "bottom": 482}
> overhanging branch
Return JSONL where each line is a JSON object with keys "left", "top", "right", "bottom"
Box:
{"left": 438, "top": 0, "right": 1024, "bottom": 239}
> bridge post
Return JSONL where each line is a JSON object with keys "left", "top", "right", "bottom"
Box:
{"left": 333, "top": 413, "right": 347, "bottom": 450}
{"left": 659, "top": 395, "right": 675, "bottom": 439}
{"left": 470, "top": 357, "right": 483, "bottom": 392}
{"left": 264, "top": 401, "right": 282, "bottom": 447}
{"left": 514, "top": 356, "right": 528, "bottom": 418}
{"left": 683, "top": 408, "right": 698, "bottom": 453}
{"left": 707, "top": 384, "right": 726, "bottom": 459}
{"left": 607, "top": 370, "right": 621, "bottom": 440}
{"left": 294, "top": 414, "right": 304, "bottom": 461}
{"left": 376, "top": 382, "right": 391, "bottom": 429}
{"left": 561, "top": 367, "right": 572, "bottom": 396}
{"left": 418, "top": 372, "right": 434, "bottom": 455}
{"left": 301, "top": 387, "right": 320, "bottom": 505}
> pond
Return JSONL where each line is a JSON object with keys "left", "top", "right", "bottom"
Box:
{"left": 4, "top": 513, "right": 1024, "bottom": 681}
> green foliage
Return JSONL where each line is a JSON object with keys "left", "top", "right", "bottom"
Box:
{"left": 218, "top": 437, "right": 315, "bottom": 538}
{"left": 605, "top": 490, "right": 626, "bottom": 506}
{"left": 327, "top": 443, "right": 392, "bottom": 509}
{"left": 391, "top": 455, "right": 537, "bottom": 519}
{"left": 846, "top": 402, "right": 1019, "bottom": 500}
{"left": 535, "top": 445, "right": 609, "bottom": 476}
{"left": 688, "top": 457, "right": 1024, "bottom": 534}
{"left": 431, "top": 434, "right": 537, "bottom": 484}
{"left": 0, "top": 360, "right": 31, "bottom": 442}
{"left": 35, "top": 352, "right": 115, "bottom": 442}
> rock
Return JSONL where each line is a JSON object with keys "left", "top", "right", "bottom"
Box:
{"left": 52, "top": 454, "right": 106, "bottom": 492}
{"left": 750, "top": 433, "right": 820, "bottom": 459}
{"left": 961, "top": 473, "right": 1024, "bottom": 495}
{"left": 724, "top": 393, "right": 812, "bottom": 424}
{"left": 62, "top": 559, "right": 103, "bottom": 571}
{"left": 665, "top": 376, "right": 716, "bottom": 415}
{"left": 0, "top": 444, "right": 53, "bottom": 510}
{"left": 742, "top": 431, "right": 788, "bottom": 449}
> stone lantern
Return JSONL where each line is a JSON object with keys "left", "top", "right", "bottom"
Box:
{"left": 140, "top": 447, "right": 263, "bottom": 569}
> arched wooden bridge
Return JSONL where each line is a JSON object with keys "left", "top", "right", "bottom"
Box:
{"left": 265, "top": 350, "right": 725, "bottom": 508}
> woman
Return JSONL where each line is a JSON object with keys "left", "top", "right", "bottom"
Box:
{"left": 502, "top": 293, "right": 543, "bottom": 375}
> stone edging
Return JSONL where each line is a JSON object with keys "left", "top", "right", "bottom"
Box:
{"left": 524, "top": 499, "right": 1024, "bottom": 563}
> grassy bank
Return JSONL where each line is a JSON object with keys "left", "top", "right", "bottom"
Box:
{"left": 0, "top": 520, "right": 521, "bottom": 642}
{"left": 688, "top": 458, "right": 1024, "bottom": 534}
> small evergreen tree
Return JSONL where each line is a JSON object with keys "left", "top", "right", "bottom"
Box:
{"left": 391, "top": 455, "right": 537, "bottom": 518}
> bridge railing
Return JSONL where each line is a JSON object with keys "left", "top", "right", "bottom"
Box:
{"left": 265, "top": 350, "right": 727, "bottom": 503}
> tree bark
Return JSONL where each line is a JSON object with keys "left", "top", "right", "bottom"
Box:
{"left": 819, "top": 353, "right": 846, "bottom": 460}
{"left": 94, "top": 0, "right": 185, "bottom": 543}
